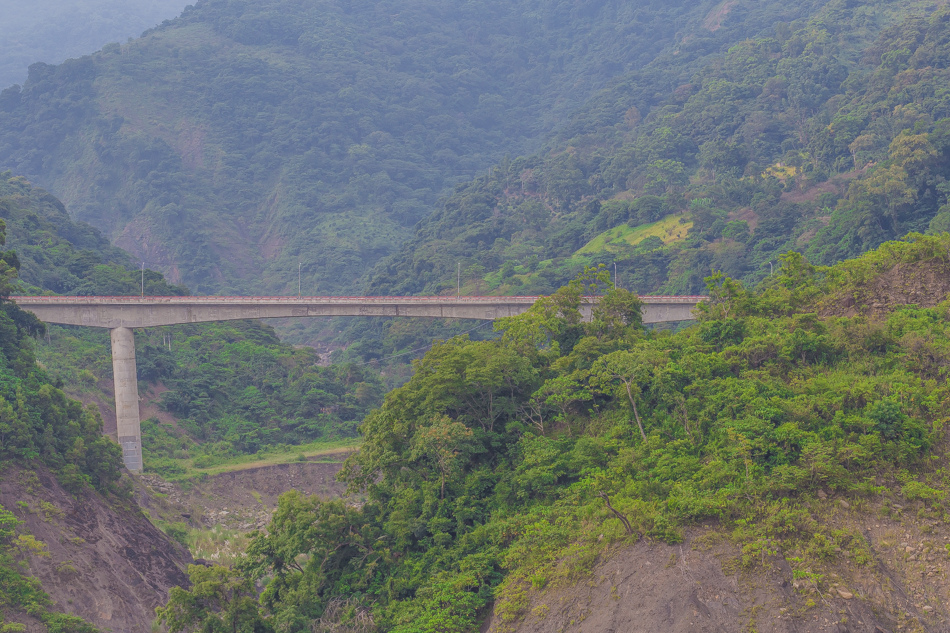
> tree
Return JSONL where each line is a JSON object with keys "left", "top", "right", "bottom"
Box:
{"left": 589, "top": 287, "right": 643, "bottom": 339}
{"left": 464, "top": 264, "right": 486, "bottom": 294}
{"left": 589, "top": 347, "right": 668, "bottom": 442}
{"left": 156, "top": 565, "right": 271, "bottom": 633}
{"left": 410, "top": 415, "right": 475, "bottom": 498}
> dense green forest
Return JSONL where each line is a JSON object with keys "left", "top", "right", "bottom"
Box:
{"left": 160, "top": 235, "right": 950, "bottom": 632}
{"left": 0, "top": 0, "right": 189, "bottom": 88}
{"left": 0, "top": 175, "right": 384, "bottom": 475}
{"left": 0, "top": 0, "right": 835, "bottom": 297}
{"left": 369, "top": 2, "right": 950, "bottom": 298}
{"left": 342, "top": 1, "right": 950, "bottom": 363}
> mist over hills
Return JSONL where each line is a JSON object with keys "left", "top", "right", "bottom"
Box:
{"left": 0, "top": 0, "right": 828, "bottom": 296}
{"left": 0, "top": 0, "right": 190, "bottom": 88}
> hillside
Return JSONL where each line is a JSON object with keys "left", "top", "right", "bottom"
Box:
{"left": 368, "top": 1, "right": 950, "bottom": 302}
{"left": 153, "top": 235, "right": 950, "bottom": 632}
{"left": 0, "top": 208, "right": 159, "bottom": 632}
{"left": 0, "top": 0, "right": 836, "bottom": 296}
{"left": 330, "top": 0, "right": 950, "bottom": 363}
{"left": 0, "top": 464, "right": 191, "bottom": 633}
{"left": 0, "top": 175, "right": 385, "bottom": 473}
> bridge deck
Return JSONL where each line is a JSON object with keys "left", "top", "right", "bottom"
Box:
{"left": 11, "top": 295, "right": 708, "bottom": 328}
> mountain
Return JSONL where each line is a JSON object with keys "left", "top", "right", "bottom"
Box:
{"left": 0, "top": 0, "right": 190, "bottom": 88}
{"left": 367, "top": 1, "right": 950, "bottom": 301}
{"left": 0, "top": 0, "right": 834, "bottom": 295}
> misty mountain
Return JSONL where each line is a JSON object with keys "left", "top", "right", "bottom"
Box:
{"left": 0, "top": 0, "right": 190, "bottom": 88}
{"left": 0, "top": 0, "right": 802, "bottom": 296}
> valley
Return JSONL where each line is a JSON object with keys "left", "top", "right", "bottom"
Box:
{"left": 3, "top": 1, "right": 950, "bottom": 632}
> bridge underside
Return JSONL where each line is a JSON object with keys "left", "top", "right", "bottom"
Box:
{"left": 14, "top": 296, "right": 704, "bottom": 472}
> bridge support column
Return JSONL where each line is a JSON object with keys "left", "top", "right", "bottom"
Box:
{"left": 110, "top": 327, "right": 142, "bottom": 472}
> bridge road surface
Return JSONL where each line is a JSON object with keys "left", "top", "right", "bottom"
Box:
{"left": 13, "top": 295, "right": 707, "bottom": 472}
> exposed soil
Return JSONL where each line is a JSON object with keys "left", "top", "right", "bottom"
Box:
{"left": 138, "top": 459, "right": 348, "bottom": 532}
{"left": 780, "top": 169, "right": 864, "bottom": 205}
{"left": 0, "top": 464, "right": 191, "bottom": 633}
{"left": 818, "top": 260, "right": 950, "bottom": 319}
{"left": 485, "top": 498, "right": 950, "bottom": 633}
{"left": 703, "top": 1, "right": 737, "bottom": 32}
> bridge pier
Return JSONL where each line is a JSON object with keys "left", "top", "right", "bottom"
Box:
{"left": 110, "top": 327, "right": 142, "bottom": 472}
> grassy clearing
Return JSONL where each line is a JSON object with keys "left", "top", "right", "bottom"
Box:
{"left": 149, "top": 438, "right": 359, "bottom": 482}
{"left": 576, "top": 215, "right": 691, "bottom": 255}
{"left": 482, "top": 216, "right": 692, "bottom": 295}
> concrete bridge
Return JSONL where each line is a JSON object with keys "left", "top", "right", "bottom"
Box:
{"left": 13, "top": 295, "right": 706, "bottom": 471}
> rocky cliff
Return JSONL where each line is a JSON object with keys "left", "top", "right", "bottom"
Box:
{"left": 1, "top": 464, "right": 191, "bottom": 633}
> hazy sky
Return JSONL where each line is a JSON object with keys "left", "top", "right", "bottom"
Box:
{"left": 0, "top": 0, "right": 191, "bottom": 88}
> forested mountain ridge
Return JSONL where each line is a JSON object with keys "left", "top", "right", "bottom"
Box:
{"left": 0, "top": 0, "right": 836, "bottom": 296}
{"left": 366, "top": 1, "right": 950, "bottom": 305}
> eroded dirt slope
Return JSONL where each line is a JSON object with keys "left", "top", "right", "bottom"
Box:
{"left": 0, "top": 465, "right": 191, "bottom": 633}
{"left": 819, "top": 259, "right": 950, "bottom": 319}
{"left": 486, "top": 501, "right": 950, "bottom": 633}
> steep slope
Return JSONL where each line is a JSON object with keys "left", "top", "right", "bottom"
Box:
{"left": 0, "top": 465, "right": 191, "bottom": 633}
{"left": 0, "top": 0, "right": 830, "bottom": 295}
{"left": 483, "top": 520, "right": 950, "bottom": 633}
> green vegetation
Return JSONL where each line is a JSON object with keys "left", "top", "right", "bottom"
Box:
{"left": 144, "top": 437, "right": 356, "bottom": 481}
{"left": 129, "top": 319, "right": 383, "bottom": 477}
{"left": 160, "top": 235, "right": 950, "bottom": 632}
{"left": 575, "top": 214, "right": 691, "bottom": 255}
{"left": 32, "top": 291, "right": 383, "bottom": 481}
{"left": 0, "top": 221, "right": 121, "bottom": 493}
{"left": 0, "top": 0, "right": 831, "bottom": 297}
{"left": 353, "top": 2, "right": 950, "bottom": 362}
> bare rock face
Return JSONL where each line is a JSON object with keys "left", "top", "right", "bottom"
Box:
{"left": 483, "top": 524, "right": 950, "bottom": 633}
{"left": 0, "top": 464, "right": 191, "bottom": 633}
{"left": 819, "top": 260, "right": 950, "bottom": 319}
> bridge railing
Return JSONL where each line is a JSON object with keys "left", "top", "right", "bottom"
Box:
{"left": 12, "top": 294, "right": 709, "bottom": 303}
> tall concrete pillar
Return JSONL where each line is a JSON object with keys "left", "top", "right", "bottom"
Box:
{"left": 110, "top": 327, "right": 142, "bottom": 472}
